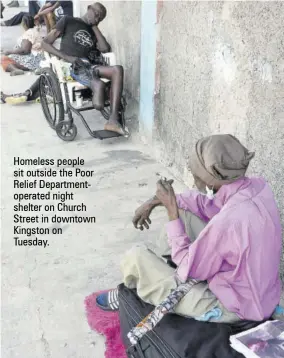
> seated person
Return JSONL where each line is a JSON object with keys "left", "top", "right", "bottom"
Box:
{"left": 1, "top": 0, "right": 42, "bottom": 26}
{"left": 1, "top": 3, "right": 127, "bottom": 136}
{"left": 96, "top": 134, "right": 282, "bottom": 323}
{"left": 34, "top": 1, "right": 73, "bottom": 33}
{"left": 1, "top": 15, "right": 44, "bottom": 76}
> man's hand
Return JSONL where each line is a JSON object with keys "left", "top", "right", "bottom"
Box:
{"left": 156, "top": 179, "right": 179, "bottom": 221}
{"left": 92, "top": 25, "right": 111, "bottom": 53}
{"left": 132, "top": 201, "right": 154, "bottom": 230}
{"left": 63, "top": 55, "right": 78, "bottom": 64}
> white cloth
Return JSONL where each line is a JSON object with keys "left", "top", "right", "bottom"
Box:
{"left": 16, "top": 27, "right": 43, "bottom": 55}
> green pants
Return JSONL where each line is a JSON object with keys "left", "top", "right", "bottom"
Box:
{"left": 121, "top": 210, "right": 240, "bottom": 323}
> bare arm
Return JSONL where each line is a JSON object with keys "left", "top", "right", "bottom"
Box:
{"left": 5, "top": 40, "right": 32, "bottom": 55}
{"left": 39, "top": 2, "right": 54, "bottom": 11}
{"left": 41, "top": 29, "right": 76, "bottom": 62}
{"left": 132, "top": 195, "right": 163, "bottom": 230}
{"left": 35, "top": 2, "right": 59, "bottom": 18}
{"left": 132, "top": 179, "right": 174, "bottom": 230}
{"left": 92, "top": 25, "right": 111, "bottom": 53}
{"left": 144, "top": 179, "right": 175, "bottom": 212}
{"left": 146, "top": 195, "right": 163, "bottom": 209}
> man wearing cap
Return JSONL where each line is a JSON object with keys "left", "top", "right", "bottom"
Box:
{"left": 96, "top": 134, "right": 282, "bottom": 323}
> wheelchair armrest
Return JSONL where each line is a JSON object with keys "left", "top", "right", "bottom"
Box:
{"left": 102, "top": 52, "right": 117, "bottom": 66}
{"left": 42, "top": 51, "right": 72, "bottom": 82}
{"left": 44, "top": 51, "right": 118, "bottom": 67}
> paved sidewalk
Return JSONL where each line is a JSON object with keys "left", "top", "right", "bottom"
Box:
{"left": 1, "top": 10, "right": 185, "bottom": 358}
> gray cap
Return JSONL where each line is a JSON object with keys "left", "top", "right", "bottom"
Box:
{"left": 189, "top": 134, "right": 255, "bottom": 187}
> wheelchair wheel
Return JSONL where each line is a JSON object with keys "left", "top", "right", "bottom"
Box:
{"left": 39, "top": 67, "right": 64, "bottom": 129}
{"left": 55, "top": 120, "right": 77, "bottom": 142}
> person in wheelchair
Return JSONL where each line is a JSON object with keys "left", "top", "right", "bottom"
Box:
{"left": 42, "top": 2, "right": 127, "bottom": 136}
{"left": 2, "top": 3, "right": 127, "bottom": 137}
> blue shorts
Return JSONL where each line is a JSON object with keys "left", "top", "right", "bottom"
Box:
{"left": 70, "top": 59, "right": 100, "bottom": 88}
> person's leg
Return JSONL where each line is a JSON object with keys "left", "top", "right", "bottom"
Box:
{"left": 2, "top": 11, "right": 26, "bottom": 26}
{"left": 92, "top": 65, "right": 126, "bottom": 135}
{"left": 89, "top": 77, "right": 106, "bottom": 109}
{"left": 2, "top": 78, "right": 40, "bottom": 104}
{"left": 70, "top": 60, "right": 107, "bottom": 111}
{"left": 121, "top": 246, "right": 239, "bottom": 323}
{"left": 6, "top": 63, "right": 25, "bottom": 76}
{"left": 96, "top": 208, "right": 240, "bottom": 322}
{"left": 1, "top": 56, "right": 26, "bottom": 75}
{"left": 27, "top": 78, "right": 40, "bottom": 100}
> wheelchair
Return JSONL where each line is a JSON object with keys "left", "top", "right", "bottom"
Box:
{"left": 38, "top": 52, "right": 128, "bottom": 142}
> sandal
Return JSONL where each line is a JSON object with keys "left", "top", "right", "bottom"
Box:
{"left": 96, "top": 288, "right": 119, "bottom": 311}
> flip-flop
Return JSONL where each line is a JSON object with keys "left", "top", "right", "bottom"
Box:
{"left": 96, "top": 288, "right": 119, "bottom": 311}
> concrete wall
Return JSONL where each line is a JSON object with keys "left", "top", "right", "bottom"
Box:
{"left": 80, "top": 1, "right": 141, "bottom": 102}
{"left": 139, "top": 0, "right": 158, "bottom": 136}
{"left": 155, "top": 1, "right": 284, "bottom": 276}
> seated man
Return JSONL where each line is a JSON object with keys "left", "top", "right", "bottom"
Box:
{"left": 1, "top": 3, "right": 127, "bottom": 136}
{"left": 96, "top": 134, "right": 282, "bottom": 323}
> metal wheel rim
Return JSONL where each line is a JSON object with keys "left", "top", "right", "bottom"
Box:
{"left": 40, "top": 74, "right": 59, "bottom": 127}
{"left": 58, "top": 123, "right": 75, "bottom": 138}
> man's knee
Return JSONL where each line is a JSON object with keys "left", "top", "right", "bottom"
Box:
{"left": 122, "top": 245, "right": 148, "bottom": 265}
{"left": 112, "top": 65, "right": 124, "bottom": 77}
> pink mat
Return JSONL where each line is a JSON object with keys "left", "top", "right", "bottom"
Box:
{"left": 84, "top": 291, "right": 127, "bottom": 358}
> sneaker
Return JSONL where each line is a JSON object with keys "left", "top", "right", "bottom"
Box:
{"left": 5, "top": 94, "right": 28, "bottom": 105}
{"left": 96, "top": 288, "right": 119, "bottom": 311}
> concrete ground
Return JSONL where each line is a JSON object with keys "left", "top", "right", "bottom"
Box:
{"left": 0, "top": 7, "right": 186, "bottom": 358}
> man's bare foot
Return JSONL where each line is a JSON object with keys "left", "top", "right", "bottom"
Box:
{"left": 104, "top": 118, "right": 129, "bottom": 137}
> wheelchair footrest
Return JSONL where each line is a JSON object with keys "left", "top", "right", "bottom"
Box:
{"left": 92, "top": 130, "right": 123, "bottom": 140}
